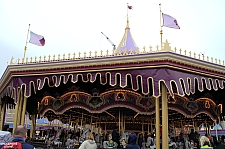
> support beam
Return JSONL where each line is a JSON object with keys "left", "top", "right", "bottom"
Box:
{"left": 21, "top": 96, "right": 27, "bottom": 126}
{"left": 0, "top": 100, "right": 6, "bottom": 130}
{"left": 30, "top": 114, "right": 35, "bottom": 138}
{"left": 17, "top": 90, "right": 23, "bottom": 125}
{"left": 155, "top": 97, "right": 160, "bottom": 149}
{"left": 161, "top": 82, "right": 168, "bottom": 149}
{"left": 13, "top": 89, "right": 21, "bottom": 134}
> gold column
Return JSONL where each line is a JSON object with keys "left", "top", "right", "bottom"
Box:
{"left": 0, "top": 101, "right": 1, "bottom": 130}
{"left": 119, "top": 109, "right": 120, "bottom": 135}
{"left": 0, "top": 100, "right": 6, "bottom": 130}
{"left": 21, "top": 96, "right": 27, "bottom": 126}
{"left": 161, "top": 83, "right": 168, "bottom": 149}
{"left": 30, "top": 114, "right": 35, "bottom": 138}
{"left": 13, "top": 89, "right": 21, "bottom": 134}
{"left": 155, "top": 97, "right": 160, "bottom": 149}
{"left": 17, "top": 90, "right": 24, "bottom": 125}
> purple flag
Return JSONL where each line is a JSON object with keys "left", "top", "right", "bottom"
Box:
{"left": 162, "top": 13, "right": 180, "bottom": 29}
{"left": 29, "top": 31, "right": 45, "bottom": 46}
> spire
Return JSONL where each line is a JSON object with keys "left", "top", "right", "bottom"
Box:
{"left": 115, "top": 4, "right": 138, "bottom": 54}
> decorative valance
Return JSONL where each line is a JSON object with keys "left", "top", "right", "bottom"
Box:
{"left": 0, "top": 68, "right": 224, "bottom": 103}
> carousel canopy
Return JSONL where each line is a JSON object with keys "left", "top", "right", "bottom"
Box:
{"left": 0, "top": 11, "right": 225, "bottom": 130}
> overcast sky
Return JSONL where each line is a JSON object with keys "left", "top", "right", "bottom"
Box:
{"left": 1, "top": 0, "right": 225, "bottom": 77}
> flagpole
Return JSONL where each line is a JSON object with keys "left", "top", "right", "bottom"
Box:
{"left": 127, "top": 3, "right": 129, "bottom": 22}
{"left": 23, "top": 24, "right": 30, "bottom": 62}
{"left": 159, "top": 4, "right": 163, "bottom": 50}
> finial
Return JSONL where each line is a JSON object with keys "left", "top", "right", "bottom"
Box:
{"left": 211, "top": 57, "right": 213, "bottom": 62}
{"left": 202, "top": 54, "right": 205, "bottom": 60}
{"left": 174, "top": 47, "right": 177, "bottom": 53}
{"left": 143, "top": 46, "right": 146, "bottom": 53}
{"left": 78, "top": 52, "right": 81, "bottom": 59}
{"left": 136, "top": 47, "right": 140, "bottom": 54}
{"left": 35, "top": 57, "right": 37, "bottom": 62}
{"left": 68, "top": 53, "right": 71, "bottom": 59}
{"left": 194, "top": 52, "right": 196, "bottom": 58}
{"left": 58, "top": 54, "right": 60, "bottom": 60}
{"left": 39, "top": 56, "right": 42, "bottom": 62}
{"left": 215, "top": 58, "right": 217, "bottom": 64}
{"left": 53, "top": 54, "right": 55, "bottom": 61}
{"left": 179, "top": 49, "right": 182, "bottom": 54}
{"left": 184, "top": 50, "right": 186, "bottom": 56}
{"left": 84, "top": 52, "right": 86, "bottom": 58}
{"left": 95, "top": 51, "right": 97, "bottom": 57}
{"left": 207, "top": 56, "right": 209, "bottom": 61}
{"left": 106, "top": 49, "right": 109, "bottom": 56}
{"left": 223, "top": 60, "right": 224, "bottom": 65}
{"left": 124, "top": 49, "right": 128, "bottom": 55}
{"left": 89, "top": 51, "right": 92, "bottom": 57}
{"left": 22, "top": 58, "right": 24, "bottom": 63}
{"left": 100, "top": 50, "right": 103, "bottom": 57}
{"left": 73, "top": 53, "right": 76, "bottom": 59}
{"left": 18, "top": 58, "right": 20, "bottom": 64}
{"left": 10, "top": 56, "right": 15, "bottom": 65}
{"left": 48, "top": 55, "right": 51, "bottom": 61}
{"left": 26, "top": 57, "right": 28, "bottom": 63}
{"left": 112, "top": 49, "right": 115, "bottom": 56}
{"left": 44, "top": 55, "right": 46, "bottom": 61}
{"left": 63, "top": 53, "right": 65, "bottom": 60}
{"left": 219, "top": 59, "right": 221, "bottom": 64}
{"left": 129, "top": 48, "right": 133, "bottom": 54}
{"left": 189, "top": 51, "right": 191, "bottom": 57}
{"left": 118, "top": 49, "right": 122, "bottom": 55}
{"left": 30, "top": 57, "right": 33, "bottom": 63}
{"left": 156, "top": 45, "right": 159, "bottom": 51}
{"left": 160, "top": 39, "right": 173, "bottom": 52}
{"left": 149, "top": 46, "right": 152, "bottom": 52}
{"left": 198, "top": 54, "right": 200, "bottom": 59}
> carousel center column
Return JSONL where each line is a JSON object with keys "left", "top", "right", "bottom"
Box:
{"left": 161, "top": 82, "right": 168, "bottom": 149}
{"left": 155, "top": 96, "right": 160, "bottom": 149}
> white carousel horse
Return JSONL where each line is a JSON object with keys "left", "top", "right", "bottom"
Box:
{"left": 65, "top": 137, "right": 74, "bottom": 148}
{"left": 146, "top": 136, "right": 154, "bottom": 149}
{"left": 80, "top": 128, "right": 90, "bottom": 144}
{"left": 168, "top": 136, "right": 177, "bottom": 148}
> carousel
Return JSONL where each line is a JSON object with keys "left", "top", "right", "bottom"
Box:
{"left": 0, "top": 14, "right": 225, "bottom": 149}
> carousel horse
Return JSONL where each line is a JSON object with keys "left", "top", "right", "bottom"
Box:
{"left": 168, "top": 136, "right": 177, "bottom": 148}
{"left": 79, "top": 128, "right": 90, "bottom": 144}
{"left": 119, "top": 132, "right": 129, "bottom": 148}
{"left": 95, "top": 133, "right": 101, "bottom": 147}
{"left": 103, "top": 134, "right": 118, "bottom": 148}
{"left": 146, "top": 136, "right": 154, "bottom": 149}
{"left": 65, "top": 136, "right": 74, "bottom": 148}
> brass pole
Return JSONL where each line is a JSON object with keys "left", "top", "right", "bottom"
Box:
{"left": 17, "top": 91, "right": 24, "bottom": 125}
{"left": 23, "top": 24, "right": 31, "bottom": 62}
{"left": 162, "top": 82, "right": 168, "bottom": 149}
{"left": 159, "top": 4, "right": 163, "bottom": 50}
{"left": 0, "top": 100, "right": 6, "bottom": 130}
{"left": 119, "top": 109, "right": 121, "bottom": 135}
{"left": 21, "top": 96, "right": 27, "bottom": 126}
{"left": 124, "top": 115, "right": 125, "bottom": 133}
{"left": 155, "top": 97, "right": 160, "bottom": 149}
{"left": 13, "top": 89, "right": 21, "bottom": 134}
